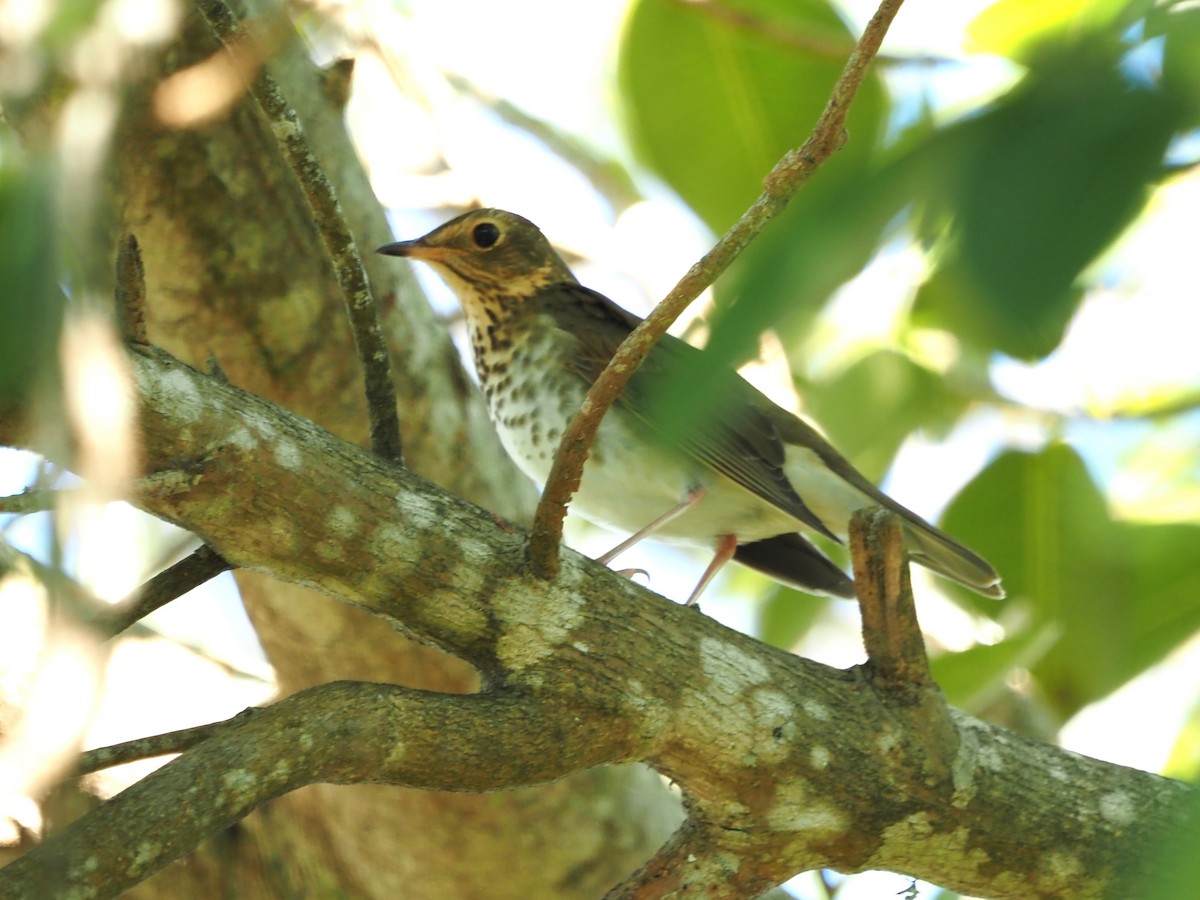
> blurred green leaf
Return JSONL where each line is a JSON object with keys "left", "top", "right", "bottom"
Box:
{"left": 1121, "top": 523, "right": 1200, "bottom": 667}
{"left": 648, "top": 166, "right": 910, "bottom": 446}
{"left": 0, "top": 136, "right": 61, "bottom": 406}
{"left": 802, "top": 350, "right": 967, "bottom": 482}
{"left": 618, "top": 0, "right": 885, "bottom": 232}
{"left": 1159, "top": 2, "right": 1200, "bottom": 127}
{"left": 712, "top": 163, "right": 909, "bottom": 360}
{"left": 757, "top": 584, "right": 830, "bottom": 650}
{"left": 1163, "top": 700, "right": 1200, "bottom": 781}
{"left": 965, "top": 0, "right": 1137, "bottom": 62}
{"left": 618, "top": 0, "right": 899, "bottom": 442}
{"left": 940, "top": 445, "right": 1200, "bottom": 719}
{"left": 910, "top": 43, "right": 1185, "bottom": 360}
{"left": 931, "top": 624, "right": 1058, "bottom": 714}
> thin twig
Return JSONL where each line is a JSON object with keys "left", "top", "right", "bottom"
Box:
{"left": 1, "top": 539, "right": 232, "bottom": 639}
{"left": 527, "top": 0, "right": 906, "bottom": 579}
{"left": 73, "top": 708, "right": 259, "bottom": 777}
{"left": 0, "top": 486, "right": 61, "bottom": 515}
{"left": 115, "top": 234, "right": 147, "bottom": 344}
{"left": 199, "top": 0, "right": 404, "bottom": 464}
{"left": 98, "top": 544, "right": 233, "bottom": 637}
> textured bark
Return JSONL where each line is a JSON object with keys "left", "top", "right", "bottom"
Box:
{"left": 1, "top": 346, "right": 1194, "bottom": 899}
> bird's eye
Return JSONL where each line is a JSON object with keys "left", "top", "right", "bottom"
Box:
{"left": 472, "top": 222, "right": 501, "bottom": 249}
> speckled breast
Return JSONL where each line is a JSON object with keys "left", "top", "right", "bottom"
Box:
{"left": 474, "top": 314, "right": 800, "bottom": 547}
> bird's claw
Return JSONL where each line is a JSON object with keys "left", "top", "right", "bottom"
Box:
{"left": 615, "top": 567, "right": 650, "bottom": 583}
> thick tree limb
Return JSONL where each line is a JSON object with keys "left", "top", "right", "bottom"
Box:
{"left": 5, "top": 682, "right": 627, "bottom": 898}
{"left": 3, "top": 0, "right": 624, "bottom": 892}
{"left": 0, "top": 345, "right": 1194, "bottom": 899}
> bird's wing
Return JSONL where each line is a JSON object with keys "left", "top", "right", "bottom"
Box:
{"left": 544, "top": 284, "right": 838, "bottom": 541}
{"left": 538, "top": 284, "right": 1002, "bottom": 598}
{"left": 763, "top": 403, "right": 1003, "bottom": 596}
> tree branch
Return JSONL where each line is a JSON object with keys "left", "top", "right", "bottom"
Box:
{"left": 197, "top": 0, "right": 403, "bottom": 463}
{"left": 0, "top": 487, "right": 59, "bottom": 515}
{"left": 114, "top": 234, "right": 148, "bottom": 345}
{"left": 72, "top": 709, "right": 261, "bottom": 777}
{"left": 97, "top": 544, "right": 233, "bottom": 636}
{"left": 527, "top": 0, "right": 906, "bottom": 578}
{"left": 5, "top": 682, "right": 627, "bottom": 898}
{"left": 850, "top": 507, "right": 931, "bottom": 690}
{"left": 2, "top": 343, "right": 1193, "bottom": 899}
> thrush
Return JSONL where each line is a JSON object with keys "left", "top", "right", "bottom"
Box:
{"left": 378, "top": 209, "right": 1003, "bottom": 604}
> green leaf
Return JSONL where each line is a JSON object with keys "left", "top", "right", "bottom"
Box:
{"left": 617, "top": 0, "right": 885, "bottom": 232}
{"left": 802, "top": 350, "right": 967, "bottom": 482}
{"left": 0, "top": 137, "right": 61, "bottom": 406}
{"left": 1120, "top": 523, "right": 1200, "bottom": 676}
{"left": 910, "top": 44, "right": 1185, "bottom": 359}
{"left": 757, "top": 584, "right": 831, "bottom": 650}
{"left": 1163, "top": 700, "right": 1200, "bottom": 781}
{"left": 965, "top": 0, "right": 1138, "bottom": 62}
{"left": 940, "top": 446, "right": 1200, "bottom": 719}
{"left": 931, "top": 625, "right": 1059, "bottom": 714}
{"left": 710, "top": 163, "right": 909, "bottom": 366}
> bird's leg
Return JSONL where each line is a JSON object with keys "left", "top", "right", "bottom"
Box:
{"left": 596, "top": 488, "right": 706, "bottom": 565}
{"left": 685, "top": 533, "right": 738, "bottom": 606}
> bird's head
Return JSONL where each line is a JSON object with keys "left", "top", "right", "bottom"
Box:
{"left": 377, "top": 209, "right": 577, "bottom": 315}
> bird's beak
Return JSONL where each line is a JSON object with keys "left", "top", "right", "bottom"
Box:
{"left": 376, "top": 238, "right": 458, "bottom": 264}
{"left": 376, "top": 238, "right": 423, "bottom": 258}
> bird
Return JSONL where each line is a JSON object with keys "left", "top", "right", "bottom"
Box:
{"left": 377, "top": 209, "right": 1003, "bottom": 605}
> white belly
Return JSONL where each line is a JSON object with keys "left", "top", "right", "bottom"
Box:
{"left": 486, "top": 329, "right": 807, "bottom": 547}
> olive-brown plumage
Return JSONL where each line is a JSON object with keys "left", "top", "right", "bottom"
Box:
{"left": 379, "top": 209, "right": 1003, "bottom": 603}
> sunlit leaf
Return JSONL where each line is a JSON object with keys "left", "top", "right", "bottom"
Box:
{"left": 0, "top": 137, "right": 61, "bottom": 406}
{"left": 910, "top": 44, "right": 1183, "bottom": 360}
{"left": 940, "top": 446, "right": 1200, "bottom": 719}
{"left": 966, "top": 0, "right": 1135, "bottom": 61}
{"left": 802, "top": 350, "right": 967, "bottom": 482}
{"left": 1162, "top": 700, "right": 1200, "bottom": 781}
{"left": 618, "top": 0, "right": 885, "bottom": 231}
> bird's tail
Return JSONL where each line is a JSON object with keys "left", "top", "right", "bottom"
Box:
{"left": 902, "top": 520, "right": 1005, "bottom": 599}
{"left": 734, "top": 532, "right": 856, "bottom": 599}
